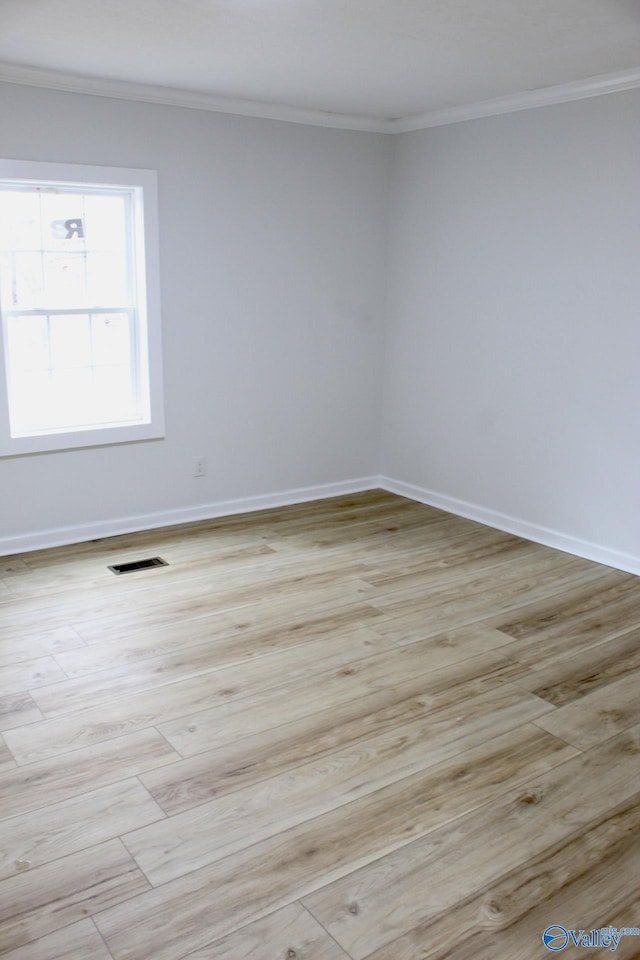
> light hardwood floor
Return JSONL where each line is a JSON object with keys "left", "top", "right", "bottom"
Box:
{"left": 1, "top": 491, "right": 639, "bottom": 960}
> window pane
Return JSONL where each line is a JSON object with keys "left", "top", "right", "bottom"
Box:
{"left": 39, "top": 190, "right": 87, "bottom": 244}
{"left": 49, "top": 314, "right": 92, "bottom": 369}
{"left": 91, "top": 312, "right": 131, "bottom": 366}
{"left": 49, "top": 368, "right": 93, "bottom": 428}
{"left": 5, "top": 309, "right": 140, "bottom": 435}
{"left": 42, "top": 252, "right": 88, "bottom": 308}
{"left": 84, "top": 193, "right": 130, "bottom": 305}
{"left": 8, "top": 369, "right": 52, "bottom": 434}
{"left": 0, "top": 251, "right": 43, "bottom": 310}
{"left": 93, "top": 366, "right": 136, "bottom": 423}
{"left": 6, "top": 314, "right": 49, "bottom": 371}
{"left": 0, "top": 186, "right": 131, "bottom": 311}
{"left": 86, "top": 253, "right": 128, "bottom": 305}
{"left": 84, "top": 193, "right": 127, "bottom": 252}
{"left": 0, "top": 190, "right": 40, "bottom": 251}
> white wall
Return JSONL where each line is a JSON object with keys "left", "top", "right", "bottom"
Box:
{"left": 0, "top": 83, "right": 391, "bottom": 550}
{"left": 381, "top": 89, "right": 640, "bottom": 566}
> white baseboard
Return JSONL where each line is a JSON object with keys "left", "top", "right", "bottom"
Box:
{"left": 0, "top": 476, "right": 379, "bottom": 556}
{"left": 4, "top": 472, "right": 639, "bottom": 577}
{"left": 379, "top": 475, "right": 640, "bottom": 577}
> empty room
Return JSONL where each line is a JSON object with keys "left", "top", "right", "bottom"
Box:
{"left": 0, "top": 2, "right": 639, "bottom": 959}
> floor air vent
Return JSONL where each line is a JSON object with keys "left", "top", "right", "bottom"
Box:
{"left": 108, "top": 557, "right": 168, "bottom": 575}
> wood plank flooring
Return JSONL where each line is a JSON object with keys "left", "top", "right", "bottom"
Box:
{"left": 1, "top": 490, "right": 639, "bottom": 960}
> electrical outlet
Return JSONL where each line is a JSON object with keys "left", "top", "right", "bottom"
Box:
{"left": 193, "top": 456, "right": 206, "bottom": 478}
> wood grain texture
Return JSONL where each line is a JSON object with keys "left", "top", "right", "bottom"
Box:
{"left": 4, "top": 628, "right": 390, "bottom": 763}
{"left": 0, "top": 692, "right": 43, "bottom": 731}
{"left": 0, "top": 918, "right": 113, "bottom": 960}
{"left": 0, "top": 778, "right": 164, "bottom": 880}
{"left": 0, "top": 656, "right": 66, "bottom": 695}
{"left": 156, "top": 644, "right": 526, "bottom": 760}
{"left": 0, "top": 840, "right": 150, "bottom": 953}
{"left": 141, "top": 673, "right": 542, "bottom": 816}
{"left": 302, "top": 726, "right": 640, "bottom": 959}
{"left": 534, "top": 669, "right": 640, "bottom": 749}
{"left": 97, "top": 725, "right": 578, "bottom": 960}
{"left": 185, "top": 903, "right": 351, "bottom": 960}
{"left": 367, "top": 559, "right": 612, "bottom": 645}
{"left": 0, "top": 734, "right": 16, "bottom": 772}
{"left": 0, "top": 557, "right": 31, "bottom": 576}
{"left": 124, "top": 713, "right": 571, "bottom": 887}
{"left": 0, "top": 728, "right": 179, "bottom": 821}
{"left": 66, "top": 570, "right": 377, "bottom": 653}
{"left": 0, "top": 491, "right": 638, "bottom": 960}
{"left": 54, "top": 596, "right": 382, "bottom": 678}
{"left": 362, "top": 792, "right": 640, "bottom": 960}
{"left": 512, "top": 625, "right": 640, "bottom": 705}
{"left": 485, "top": 571, "right": 640, "bottom": 657}
{"left": 31, "top": 606, "right": 381, "bottom": 717}
{"left": 0, "top": 626, "right": 85, "bottom": 667}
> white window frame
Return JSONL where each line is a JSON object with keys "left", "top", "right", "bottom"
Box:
{"left": 0, "top": 158, "right": 164, "bottom": 456}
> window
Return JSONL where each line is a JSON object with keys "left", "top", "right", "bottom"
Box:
{"left": 0, "top": 159, "right": 164, "bottom": 455}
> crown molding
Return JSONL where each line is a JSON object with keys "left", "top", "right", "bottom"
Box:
{"left": 0, "top": 62, "right": 391, "bottom": 133}
{"left": 0, "top": 60, "right": 638, "bottom": 135}
{"left": 390, "top": 67, "right": 640, "bottom": 133}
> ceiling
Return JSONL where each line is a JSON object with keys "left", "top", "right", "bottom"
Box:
{"left": 0, "top": 0, "right": 639, "bottom": 131}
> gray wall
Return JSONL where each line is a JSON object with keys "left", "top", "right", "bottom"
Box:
{"left": 0, "top": 83, "right": 390, "bottom": 547}
{"left": 381, "top": 89, "right": 640, "bottom": 562}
